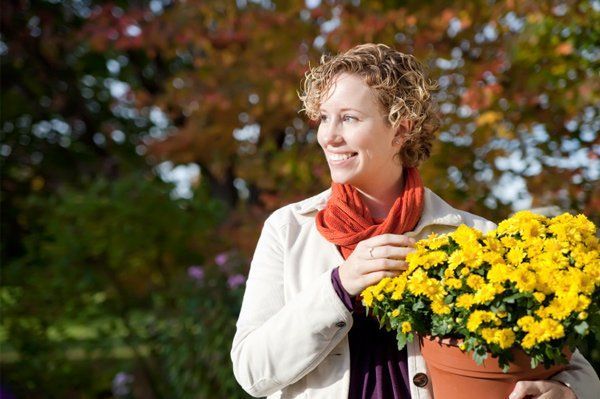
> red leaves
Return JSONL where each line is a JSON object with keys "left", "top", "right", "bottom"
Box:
{"left": 79, "top": 3, "right": 147, "bottom": 52}
{"left": 462, "top": 83, "right": 503, "bottom": 111}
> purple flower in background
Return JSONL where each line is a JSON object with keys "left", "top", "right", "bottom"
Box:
{"left": 0, "top": 385, "right": 16, "bottom": 399}
{"left": 187, "top": 265, "right": 205, "bottom": 282}
{"left": 228, "top": 274, "right": 246, "bottom": 289}
{"left": 112, "top": 372, "right": 134, "bottom": 397}
{"left": 215, "top": 252, "right": 230, "bottom": 266}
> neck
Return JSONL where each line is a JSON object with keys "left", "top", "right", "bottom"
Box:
{"left": 354, "top": 169, "right": 405, "bottom": 219}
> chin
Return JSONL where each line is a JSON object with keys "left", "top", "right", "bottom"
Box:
{"left": 329, "top": 172, "right": 360, "bottom": 186}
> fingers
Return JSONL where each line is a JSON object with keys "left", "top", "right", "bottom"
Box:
{"left": 369, "top": 245, "right": 414, "bottom": 260}
{"left": 362, "top": 258, "right": 408, "bottom": 274}
{"left": 510, "top": 380, "right": 576, "bottom": 399}
{"left": 361, "top": 270, "right": 403, "bottom": 287}
{"left": 342, "top": 235, "right": 417, "bottom": 295}
{"left": 509, "top": 381, "right": 542, "bottom": 399}
{"left": 362, "top": 234, "right": 416, "bottom": 248}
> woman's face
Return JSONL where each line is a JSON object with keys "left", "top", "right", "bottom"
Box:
{"left": 317, "top": 72, "right": 403, "bottom": 191}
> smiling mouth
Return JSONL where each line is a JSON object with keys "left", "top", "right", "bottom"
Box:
{"left": 327, "top": 152, "right": 358, "bottom": 162}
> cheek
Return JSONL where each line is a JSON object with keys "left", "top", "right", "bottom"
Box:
{"left": 316, "top": 126, "right": 326, "bottom": 148}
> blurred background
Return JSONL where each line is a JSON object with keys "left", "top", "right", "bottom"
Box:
{"left": 1, "top": 0, "right": 598, "bottom": 398}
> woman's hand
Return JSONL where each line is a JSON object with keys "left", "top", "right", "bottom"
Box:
{"left": 509, "top": 380, "right": 576, "bottom": 399}
{"left": 338, "top": 234, "right": 415, "bottom": 296}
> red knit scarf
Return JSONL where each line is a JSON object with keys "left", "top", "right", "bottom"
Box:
{"left": 316, "top": 167, "right": 424, "bottom": 259}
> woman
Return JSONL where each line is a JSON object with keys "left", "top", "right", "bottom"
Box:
{"left": 230, "top": 43, "right": 599, "bottom": 399}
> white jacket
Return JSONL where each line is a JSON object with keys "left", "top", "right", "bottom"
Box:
{"left": 231, "top": 188, "right": 600, "bottom": 398}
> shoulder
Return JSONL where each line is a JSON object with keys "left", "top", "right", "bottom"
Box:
{"left": 264, "top": 188, "right": 331, "bottom": 229}
{"left": 422, "top": 189, "right": 497, "bottom": 234}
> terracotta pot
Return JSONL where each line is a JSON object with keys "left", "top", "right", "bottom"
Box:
{"left": 420, "top": 336, "right": 569, "bottom": 399}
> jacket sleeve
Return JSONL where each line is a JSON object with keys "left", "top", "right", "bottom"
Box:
{"left": 230, "top": 211, "right": 353, "bottom": 397}
{"left": 551, "top": 349, "right": 600, "bottom": 399}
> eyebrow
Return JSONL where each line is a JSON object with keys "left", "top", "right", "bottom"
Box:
{"left": 319, "top": 107, "right": 364, "bottom": 115}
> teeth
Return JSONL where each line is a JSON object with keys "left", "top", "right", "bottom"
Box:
{"left": 329, "top": 153, "right": 356, "bottom": 161}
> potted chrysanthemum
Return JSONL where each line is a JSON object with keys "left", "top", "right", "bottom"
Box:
{"left": 362, "top": 211, "right": 599, "bottom": 399}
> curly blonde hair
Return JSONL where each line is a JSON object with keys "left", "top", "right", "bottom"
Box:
{"left": 299, "top": 43, "right": 440, "bottom": 168}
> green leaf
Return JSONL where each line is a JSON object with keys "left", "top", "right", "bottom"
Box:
{"left": 431, "top": 316, "right": 451, "bottom": 336}
{"left": 396, "top": 331, "right": 408, "bottom": 350}
{"left": 412, "top": 300, "right": 426, "bottom": 311}
{"left": 503, "top": 292, "right": 524, "bottom": 304}
{"left": 472, "top": 347, "right": 488, "bottom": 365}
{"left": 574, "top": 321, "right": 589, "bottom": 336}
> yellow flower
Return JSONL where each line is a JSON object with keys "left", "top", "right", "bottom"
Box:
{"left": 452, "top": 224, "right": 482, "bottom": 248}
{"left": 456, "top": 294, "right": 475, "bottom": 309}
{"left": 473, "top": 284, "right": 497, "bottom": 304}
{"left": 487, "top": 263, "right": 510, "bottom": 283}
{"left": 466, "top": 310, "right": 498, "bottom": 332}
{"left": 518, "top": 217, "right": 546, "bottom": 241}
{"left": 483, "top": 234, "right": 505, "bottom": 256}
{"left": 517, "top": 316, "right": 535, "bottom": 331}
{"left": 522, "top": 333, "right": 536, "bottom": 349}
{"left": 401, "top": 321, "right": 412, "bottom": 333}
{"left": 481, "top": 327, "right": 515, "bottom": 349}
{"left": 521, "top": 318, "right": 565, "bottom": 349}
{"left": 495, "top": 328, "right": 516, "bottom": 349}
{"left": 506, "top": 246, "right": 527, "bottom": 265}
{"left": 481, "top": 250, "right": 505, "bottom": 267}
{"left": 426, "top": 233, "right": 450, "bottom": 250}
{"left": 575, "top": 295, "right": 591, "bottom": 312}
{"left": 383, "top": 279, "right": 397, "bottom": 294}
{"left": 422, "top": 279, "right": 446, "bottom": 302}
{"left": 509, "top": 267, "right": 537, "bottom": 292}
{"left": 524, "top": 237, "right": 545, "bottom": 258}
{"left": 431, "top": 300, "right": 451, "bottom": 315}
{"left": 543, "top": 237, "right": 564, "bottom": 254}
{"left": 572, "top": 248, "right": 599, "bottom": 271}
{"left": 361, "top": 210, "right": 599, "bottom": 358}
{"left": 448, "top": 250, "right": 466, "bottom": 269}
{"left": 481, "top": 327, "right": 496, "bottom": 343}
{"left": 533, "top": 292, "right": 546, "bottom": 302}
{"left": 500, "top": 235, "right": 519, "bottom": 248}
{"left": 362, "top": 289, "right": 374, "bottom": 308}
{"left": 391, "top": 277, "right": 408, "bottom": 300}
{"left": 421, "top": 251, "right": 448, "bottom": 269}
{"left": 444, "top": 278, "right": 463, "bottom": 290}
{"left": 462, "top": 246, "right": 484, "bottom": 269}
{"left": 466, "top": 275, "right": 485, "bottom": 290}
{"left": 405, "top": 251, "right": 421, "bottom": 267}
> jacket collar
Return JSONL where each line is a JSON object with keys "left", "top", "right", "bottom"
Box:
{"left": 294, "top": 187, "right": 464, "bottom": 236}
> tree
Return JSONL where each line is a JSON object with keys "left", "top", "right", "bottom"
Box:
{"left": 2, "top": 0, "right": 598, "bottom": 396}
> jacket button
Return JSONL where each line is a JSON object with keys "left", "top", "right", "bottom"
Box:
{"left": 412, "top": 372, "right": 428, "bottom": 388}
{"left": 335, "top": 321, "right": 346, "bottom": 328}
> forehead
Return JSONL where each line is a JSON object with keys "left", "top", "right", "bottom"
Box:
{"left": 320, "top": 73, "right": 380, "bottom": 111}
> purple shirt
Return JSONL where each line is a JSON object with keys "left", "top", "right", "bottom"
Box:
{"left": 332, "top": 266, "right": 411, "bottom": 399}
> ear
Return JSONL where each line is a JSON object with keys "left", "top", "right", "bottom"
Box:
{"left": 392, "top": 119, "right": 414, "bottom": 146}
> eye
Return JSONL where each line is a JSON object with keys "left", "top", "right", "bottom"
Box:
{"left": 343, "top": 114, "right": 357, "bottom": 122}
{"left": 319, "top": 114, "right": 328, "bottom": 123}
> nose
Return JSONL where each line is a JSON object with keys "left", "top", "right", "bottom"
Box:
{"left": 318, "top": 118, "right": 343, "bottom": 146}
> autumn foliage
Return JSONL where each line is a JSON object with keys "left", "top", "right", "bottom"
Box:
{"left": 1, "top": 0, "right": 598, "bottom": 397}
